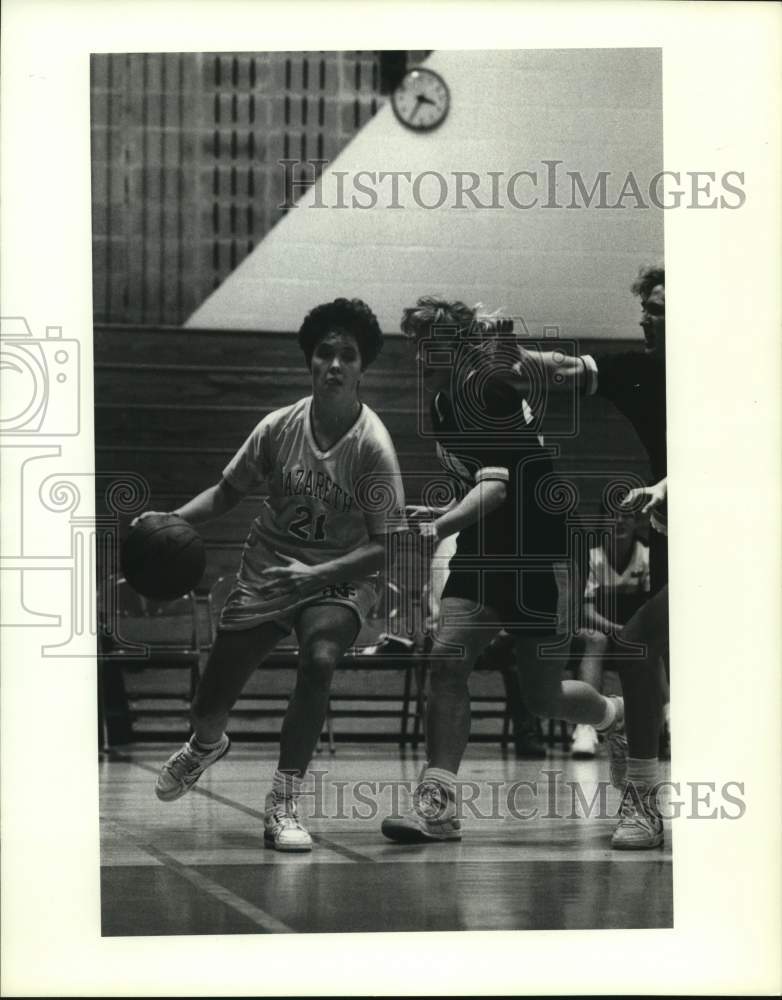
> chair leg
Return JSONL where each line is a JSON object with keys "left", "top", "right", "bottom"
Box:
{"left": 100, "top": 658, "right": 133, "bottom": 745}
{"left": 502, "top": 707, "right": 511, "bottom": 749}
{"left": 412, "top": 660, "right": 428, "bottom": 750}
{"left": 326, "top": 702, "right": 336, "bottom": 754}
{"left": 400, "top": 663, "right": 413, "bottom": 747}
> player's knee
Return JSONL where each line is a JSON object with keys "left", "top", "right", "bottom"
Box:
{"left": 582, "top": 631, "right": 610, "bottom": 654}
{"left": 298, "top": 642, "right": 339, "bottom": 689}
{"left": 429, "top": 658, "right": 470, "bottom": 694}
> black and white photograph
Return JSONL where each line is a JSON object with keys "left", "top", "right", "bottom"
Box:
{"left": 93, "top": 46, "right": 673, "bottom": 936}
{"left": 1, "top": 1, "right": 780, "bottom": 996}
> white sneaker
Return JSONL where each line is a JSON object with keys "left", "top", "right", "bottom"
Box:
{"left": 611, "top": 785, "right": 664, "bottom": 850}
{"left": 571, "top": 724, "right": 598, "bottom": 759}
{"left": 264, "top": 792, "right": 313, "bottom": 852}
{"left": 381, "top": 779, "right": 462, "bottom": 843}
{"left": 155, "top": 734, "right": 231, "bottom": 801}
{"left": 601, "top": 697, "right": 628, "bottom": 788}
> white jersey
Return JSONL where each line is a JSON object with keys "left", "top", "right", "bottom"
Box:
{"left": 223, "top": 396, "right": 405, "bottom": 559}
{"left": 219, "top": 397, "right": 406, "bottom": 629}
{"left": 584, "top": 540, "right": 650, "bottom": 600}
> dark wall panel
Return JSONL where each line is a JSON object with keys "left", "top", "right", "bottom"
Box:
{"left": 91, "top": 52, "right": 427, "bottom": 327}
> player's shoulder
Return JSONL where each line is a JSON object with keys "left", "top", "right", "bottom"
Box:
{"left": 257, "top": 396, "right": 310, "bottom": 433}
{"left": 356, "top": 403, "right": 397, "bottom": 450}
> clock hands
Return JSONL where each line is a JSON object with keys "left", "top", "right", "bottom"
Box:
{"left": 407, "top": 92, "right": 437, "bottom": 123}
{"left": 392, "top": 68, "right": 450, "bottom": 131}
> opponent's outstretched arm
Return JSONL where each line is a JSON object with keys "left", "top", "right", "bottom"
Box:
{"left": 420, "top": 479, "right": 507, "bottom": 544}
{"left": 621, "top": 476, "right": 667, "bottom": 514}
{"left": 509, "top": 348, "right": 590, "bottom": 392}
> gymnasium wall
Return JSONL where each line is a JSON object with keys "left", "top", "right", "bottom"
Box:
{"left": 187, "top": 48, "right": 663, "bottom": 340}
{"left": 90, "top": 50, "right": 429, "bottom": 326}
{"left": 92, "top": 48, "right": 660, "bottom": 590}
{"left": 94, "top": 324, "right": 650, "bottom": 593}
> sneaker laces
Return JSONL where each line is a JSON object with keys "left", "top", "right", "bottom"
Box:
{"left": 270, "top": 797, "right": 304, "bottom": 831}
{"left": 167, "top": 743, "right": 203, "bottom": 777}
{"left": 618, "top": 791, "right": 658, "bottom": 829}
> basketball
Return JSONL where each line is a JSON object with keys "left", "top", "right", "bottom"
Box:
{"left": 121, "top": 513, "right": 206, "bottom": 601}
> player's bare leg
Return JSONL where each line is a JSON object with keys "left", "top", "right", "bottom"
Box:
{"left": 571, "top": 631, "right": 610, "bottom": 757}
{"left": 577, "top": 632, "right": 608, "bottom": 697}
{"left": 264, "top": 603, "right": 359, "bottom": 852}
{"left": 426, "top": 599, "right": 501, "bottom": 774}
{"left": 516, "top": 633, "right": 619, "bottom": 724}
{"left": 612, "top": 585, "right": 668, "bottom": 849}
{"left": 192, "top": 622, "right": 286, "bottom": 741}
{"left": 281, "top": 603, "right": 359, "bottom": 775}
{"left": 156, "top": 622, "right": 284, "bottom": 801}
{"left": 382, "top": 598, "right": 498, "bottom": 843}
{"left": 515, "top": 633, "right": 624, "bottom": 770}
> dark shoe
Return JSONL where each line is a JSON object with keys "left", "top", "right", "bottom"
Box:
{"left": 514, "top": 731, "right": 547, "bottom": 759}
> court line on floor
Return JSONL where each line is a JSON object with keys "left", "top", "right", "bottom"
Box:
{"left": 120, "top": 754, "right": 375, "bottom": 864}
{"left": 101, "top": 816, "right": 295, "bottom": 934}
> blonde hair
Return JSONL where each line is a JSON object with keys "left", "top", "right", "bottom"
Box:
{"left": 399, "top": 296, "right": 477, "bottom": 343}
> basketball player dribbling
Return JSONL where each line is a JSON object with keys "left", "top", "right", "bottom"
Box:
{"left": 141, "top": 299, "right": 405, "bottom": 852}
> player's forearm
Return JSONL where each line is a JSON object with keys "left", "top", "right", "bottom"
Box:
{"left": 582, "top": 603, "right": 620, "bottom": 633}
{"left": 309, "top": 539, "right": 386, "bottom": 585}
{"left": 434, "top": 480, "right": 507, "bottom": 540}
{"left": 174, "top": 481, "right": 242, "bottom": 525}
{"left": 511, "top": 349, "right": 587, "bottom": 392}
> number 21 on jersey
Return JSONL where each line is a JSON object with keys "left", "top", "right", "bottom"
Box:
{"left": 288, "top": 505, "right": 327, "bottom": 541}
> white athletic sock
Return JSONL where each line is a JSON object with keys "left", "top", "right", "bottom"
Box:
{"left": 422, "top": 767, "right": 457, "bottom": 797}
{"left": 272, "top": 768, "right": 304, "bottom": 801}
{"left": 191, "top": 733, "right": 225, "bottom": 752}
{"left": 595, "top": 696, "right": 618, "bottom": 733}
{"left": 626, "top": 757, "right": 659, "bottom": 793}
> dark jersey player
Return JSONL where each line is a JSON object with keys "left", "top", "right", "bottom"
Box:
{"left": 511, "top": 265, "right": 669, "bottom": 849}
{"left": 381, "top": 297, "right": 625, "bottom": 844}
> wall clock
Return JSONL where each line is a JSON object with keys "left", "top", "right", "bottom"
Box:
{"left": 391, "top": 67, "right": 450, "bottom": 132}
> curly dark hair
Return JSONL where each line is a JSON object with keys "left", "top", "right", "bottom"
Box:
{"left": 631, "top": 264, "right": 665, "bottom": 301}
{"left": 298, "top": 298, "right": 384, "bottom": 369}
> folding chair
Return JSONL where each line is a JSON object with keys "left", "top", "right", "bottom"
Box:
{"left": 98, "top": 575, "right": 202, "bottom": 744}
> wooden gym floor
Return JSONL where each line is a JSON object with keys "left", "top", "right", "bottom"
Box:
{"left": 100, "top": 743, "right": 672, "bottom": 936}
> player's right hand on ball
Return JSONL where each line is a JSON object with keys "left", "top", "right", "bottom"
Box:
{"left": 417, "top": 520, "right": 441, "bottom": 544}
{"left": 130, "top": 510, "right": 169, "bottom": 528}
{"left": 405, "top": 504, "right": 435, "bottom": 519}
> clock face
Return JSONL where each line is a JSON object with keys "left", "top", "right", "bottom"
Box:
{"left": 391, "top": 68, "right": 450, "bottom": 132}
